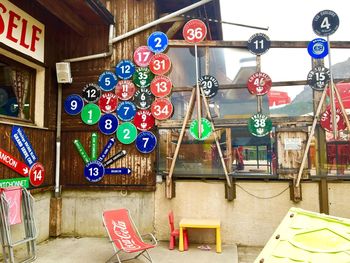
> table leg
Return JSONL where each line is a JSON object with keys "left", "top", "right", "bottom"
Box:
{"left": 216, "top": 227, "right": 222, "bottom": 253}
{"left": 179, "top": 226, "right": 184, "bottom": 252}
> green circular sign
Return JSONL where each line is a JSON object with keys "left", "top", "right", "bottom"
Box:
{"left": 117, "top": 122, "right": 138, "bottom": 144}
{"left": 81, "top": 103, "right": 101, "bottom": 125}
{"left": 132, "top": 67, "right": 154, "bottom": 88}
{"left": 247, "top": 113, "right": 272, "bottom": 137}
{"left": 189, "top": 118, "right": 212, "bottom": 140}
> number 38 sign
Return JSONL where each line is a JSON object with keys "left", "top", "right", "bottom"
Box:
{"left": 248, "top": 113, "right": 272, "bottom": 137}
{"left": 183, "top": 19, "right": 207, "bottom": 43}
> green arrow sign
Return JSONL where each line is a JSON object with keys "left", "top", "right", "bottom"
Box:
{"left": 247, "top": 113, "right": 272, "bottom": 137}
{"left": 0, "top": 177, "right": 29, "bottom": 188}
{"left": 91, "top": 133, "right": 98, "bottom": 161}
{"left": 189, "top": 118, "right": 213, "bottom": 140}
{"left": 73, "top": 139, "right": 90, "bottom": 164}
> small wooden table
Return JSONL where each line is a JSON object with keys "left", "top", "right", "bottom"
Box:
{"left": 179, "top": 218, "right": 221, "bottom": 253}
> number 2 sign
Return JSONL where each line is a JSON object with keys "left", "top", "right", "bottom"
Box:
{"left": 183, "top": 19, "right": 207, "bottom": 43}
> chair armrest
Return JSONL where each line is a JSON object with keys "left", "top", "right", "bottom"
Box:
{"left": 141, "top": 233, "right": 158, "bottom": 246}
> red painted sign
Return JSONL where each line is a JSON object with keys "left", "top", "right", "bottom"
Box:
{"left": 150, "top": 75, "right": 172, "bottom": 97}
{"left": 0, "top": 148, "right": 29, "bottom": 176}
{"left": 247, "top": 72, "right": 272, "bottom": 95}
{"left": 98, "top": 92, "right": 118, "bottom": 113}
{"left": 133, "top": 110, "right": 155, "bottom": 131}
{"left": 183, "top": 19, "right": 207, "bottom": 43}
{"left": 133, "top": 46, "right": 154, "bottom": 67}
{"left": 149, "top": 53, "right": 172, "bottom": 75}
{"left": 115, "top": 80, "right": 136, "bottom": 100}
{"left": 320, "top": 107, "right": 346, "bottom": 132}
{"left": 151, "top": 98, "right": 173, "bottom": 120}
{"left": 29, "top": 162, "right": 45, "bottom": 187}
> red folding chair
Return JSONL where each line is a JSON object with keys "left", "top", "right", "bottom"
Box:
{"left": 168, "top": 211, "right": 188, "bottom": 250}
{"left": 102, "top": 209, "right": 157, "bottom": 263}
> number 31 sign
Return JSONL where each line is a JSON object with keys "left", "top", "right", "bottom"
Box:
{"left": 183, "top": 19, "right": 207, "bottom": 43}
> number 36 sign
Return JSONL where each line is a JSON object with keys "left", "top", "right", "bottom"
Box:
{"left": 183, "top": 19, "right": 207, "bottom": 43}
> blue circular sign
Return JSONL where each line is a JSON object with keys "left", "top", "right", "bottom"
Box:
{"left": 147, "top": 31, "right": 168, "bottom": 53}
{"left": 135, "top": 131, "right": 157, "bottom": 154}
{"left": 98, "top": 71, "right": 118, "bottom": 91}
{"left": 64, "top": 94, "right": 84, "bottom": 115}
{"left": 117, "top": 101, "right": 137, "bottom": 121}
{"left": 115, "top": 60, "right": 135, "bottom": 80}
{"left": 98, "top": 114, "right": 119, "bottom": 135}
{"left": 84, "top": 160, "right": 105, "bottom": 182}
{"left": 307, "top": 38, "right": 328, "bottom": 59}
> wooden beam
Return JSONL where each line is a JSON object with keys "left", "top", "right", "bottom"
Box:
{"left": 166, "top": 20, "right": 185, "bottom": 39}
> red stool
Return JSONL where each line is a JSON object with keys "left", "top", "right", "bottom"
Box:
{"left": 168, "top": 211, "right": 188, "bottom": 250}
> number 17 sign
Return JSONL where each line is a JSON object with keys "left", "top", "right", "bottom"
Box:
{"left": 183, "top": 19, "right": 207, "bottom": 43}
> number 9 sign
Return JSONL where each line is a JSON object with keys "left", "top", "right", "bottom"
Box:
{"left": 64, "top": 94, "right": 84, "bottom": 115}
{"left": 183, "top": 19, "right": 207, "bottom": 43}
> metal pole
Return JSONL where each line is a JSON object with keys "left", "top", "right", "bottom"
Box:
{"left": 195, "top": 44, "right": 202, "bottom": 138}
{"left": 54, "top": 83, "right": 62, "bottom": 197}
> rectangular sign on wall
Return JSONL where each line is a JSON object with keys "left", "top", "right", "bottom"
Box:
{"left": 0, "top": 0, "right": 45, "bottom": 62}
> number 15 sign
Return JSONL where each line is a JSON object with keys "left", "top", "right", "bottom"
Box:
{"left": 183, "top": 19, "right": 207, "bottom": 43}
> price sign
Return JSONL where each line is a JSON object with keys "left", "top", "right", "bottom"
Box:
{"left": 189, "top": 118, "right": 212, "bottom": 140}
{"left": 98, "top": 71, "right": 118, "bottom": 91}
{"left": 150, "top": 75, "right": 172, "bottom": 97}
{"left": 247, "top": 72, "right": 272, "bottom": 95}
{"left": 115, "top": 59, "right": 136, "bottom": 80}
{"left": 84, "top": 160, "right": 105, "bottom": 182}
{"left": 133, "top": 46, "right": 154, "bottom": 67}
{"left": 149, "top": 53, "right": 172, "bottom": 75}
{"left": 64, "top": 94, "right": 84, "bottom": 115}
{"left": 183, "top": 19, "right": 207, "bottom": 43}
{"left": 307, "top": 38, "right": 328, "bottom": 59}
{"left": 147, "top": 31, "right": 168, "bottom": 53}
{"left": 198, "top": 75, "right": 219, "bottom": 98}
{"left": 115, "top": 80, "right": 136, "bottom": 100}
{"left": 135, "top": 131, "right": 157, "bottom": 154}
{"left": 134, "top": 110, "right": 155, "bottom": 131}
{"left": 117, "top": 101, "right": 137, "bottom": 121}
{"left": 133, "top": 67, "right": 154, "bottom": 88}
{"left": 81, "top": 103, "right": 101, "bottom": 125}
{"left": 312, "top": 10, "right": 339, "bottom": 37}
{"left": 247, "top": 113, "right": 272, "bottom": 137}
{"left": 151, "top": 98, "right": 173, "bottom": 120}
{"left": 98, "top": 114, "right": 119, "bottom": 135}
{"left": 82, "top": 83, "right": 101, "bottom": 103}
{"left": 320, "top": 107, "right": 346, "bottom": 132}
{"left": 134, "top": 88, "right": 154, "bottom": 110}
{"left": 247, "top": 33, "right": 271, "bottom": 55}
{"left": 98, "top": 92, "right": 118, "bottom": 113}
{"left": 29, "top": 162, "right": 45, "bottom": 187}
{"left": 117, "top": 122, "right": 137, "bottom": 144}
{"left": 307, "top": 66, "right": 330, "bottom": 91}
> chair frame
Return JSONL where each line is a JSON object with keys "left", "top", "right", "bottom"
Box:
{"left": 168, "top": 211, "right": 188, "bottom": 250}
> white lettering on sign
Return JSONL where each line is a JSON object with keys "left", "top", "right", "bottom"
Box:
{"left": 0, "top": 151, "right": 18, "bottom": 168}
{"left": 112, "top": 220, "right": 141, "bottom": 252}
{"left": 0, "top": 0, "right": 45, "bottom": 62}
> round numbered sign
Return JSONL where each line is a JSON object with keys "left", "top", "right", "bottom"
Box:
{"left": 150, "top": 76, "right": 172, "bottom": 97}
{"left": 307, "top": 38, "right": 328, "bottom": 59}
{"left": 98, "top": 114, "right": 119, "bottom": 135}
{"left": 149, "top": 53, "right": 172, "bottom": 75}
{"left": 307, "top": 67, "right": 330, "bottom": 91}
{"left": 116, "top": 60, "right": 136, "bottom": 80}
{"left": 64, "top": 94, "right": 84, "bottom": 115}
{"left": 198, "top": 75, "right": 219, "bottom": 98}
{"left": 248, "top": 113, "right": 273, "bottom": 137}
{"left": 320, "top": 107, "right": 346, "bottom": 132}
{"left": 134, "top": 110, "right": 155, "bottom": 131}
{"left": 189, "top": 118, "right": 213, "bottom": 140}
{"left": 133, "top": 67, "right": 154, "bottom": 88}
{"left": 98, "top": 92, "right": 118, "bottom": 113}
{"left": 98, "top": 71, "right": 118, "bottom": 91}
{"left": 117, "top": 101, "right": 137, "bottom": 121}
{"left": 117, "top": 122, "right": 138, "bottom": 144}
{"left": 151, "top": 98, "right": 173, "bottom": 120}
{"left": 81, "top": 103, "right": 101, "bottom": 125}
{"left": 115, "top": 80, "right": 136, "bottom": 100}
{"left": 134, "top": 88, "right": 154, "bottom": 109}
{"left": 147, "top": 31, "right": 168, "bottom": 53}
{"left": 247, "top": 72, "right": 272, "bottom": 95}
{"left": 134, "top": 45, "right": 154, "bottom": 67}
{"left": 312, "top": 10, "right": 339, "bottom": 37}
{"left": 82, "top": 83, "right": 101, "bottom": 103}
{"left": 135, "top": 131, "right": 157, "bottom": 154}
{"left": 183, "top": 19, "right": 207, "bottom": 43}
{"left": 84, "top": 160, "right": 105, "bottom": 182}
{"left": 247, "top": 33, "right": 271, "bottom": 55}
{"left": 29, "top": 162, "right": 45, "bottom": 187}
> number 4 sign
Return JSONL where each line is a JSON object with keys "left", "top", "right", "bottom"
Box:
{"left": 183, "top": 19, "right": 207, "bottom": 43}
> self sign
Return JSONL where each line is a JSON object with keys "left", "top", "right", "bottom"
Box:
{"left": 150, "top": 76, "right": 172, "bottom": 97}
{"left": 247, "top": 33, "right": 271, "bottom": 55}
{"left": 115, "top": 80, "right": 136, "bottom": 100}
{"left": 307, "top": 67, "right": 330, "bottom": 91}
{"left": 149, "top": 53, "right": 172, "bottom": 75}
{"left": 198, "top": 75, "right": 219, "bottom": 98}
{"left": 134, "top": 110, "right": 155, "bottom": 131}
{"left": 98, "top": 92, "right": 118, "bottom": 113}
{"left": 151, "top": 98, "right": 173, "bottom": 120}
{"left": 133, "top": 46, "right": 154, "bottom": 67}
{"left": 98, "top": 71, "right": 117, "bottom": 91}
{"left": 64, "top": 94, "right": 84, "bottom": 115}
{"left": 247, "top": 72, "right": 272, "bottom": 95}
{"left": 82, "top": 83, "right": 101, "bottom": 103}
{"left": 183, "top": 19, "right": 207, "bottom": 43}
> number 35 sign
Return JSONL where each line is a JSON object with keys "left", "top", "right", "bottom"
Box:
{"left": 183, "top": 19, "right": 207, "bottom": 43}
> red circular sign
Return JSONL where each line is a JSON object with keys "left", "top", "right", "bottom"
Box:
{"left": 320, "top": 107, "right": 346, "bottom": 132}
{"left": 149, "top": 53, "right": 171, "bottom": 75}
{"left": 151, "top": 98, "right": 173, "bottom": 120}
{"left": 115, "top": 80, "right": 136, "bottom": 100}
{"left": 98, "top": 92, "right": 118, "bottom": 113}
{"left": 150, "top": 76, "right": 172, "bottom": 97}
{"left": 29, "top": 162, "right": 45, "bottom": 187}
{"left": 134, "top": 110, "right": 155, "bottom": 131}
{"left": 133, "top": 46, "right": 154, "bottom": 67}
{"left": 183, "top": 19, "right": 207, "bottom": 43}
{"left": 247, "top": 72, "right": 272, "bottom": 95}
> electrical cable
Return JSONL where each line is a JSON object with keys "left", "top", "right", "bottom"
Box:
{"left": 235, "top": 183, "right": 289, "bottom": 199}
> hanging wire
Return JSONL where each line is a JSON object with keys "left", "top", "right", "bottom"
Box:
{"left": 235, "top": 184, "right": 289, "bottom": 199}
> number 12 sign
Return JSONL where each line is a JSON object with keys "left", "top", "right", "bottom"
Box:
{"left": 183, "top": 19, "right": 207, "bottom": 43}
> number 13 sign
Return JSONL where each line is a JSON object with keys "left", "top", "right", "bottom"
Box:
{"left": 183, "top": 19, "right": 207, "bottom": 43}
